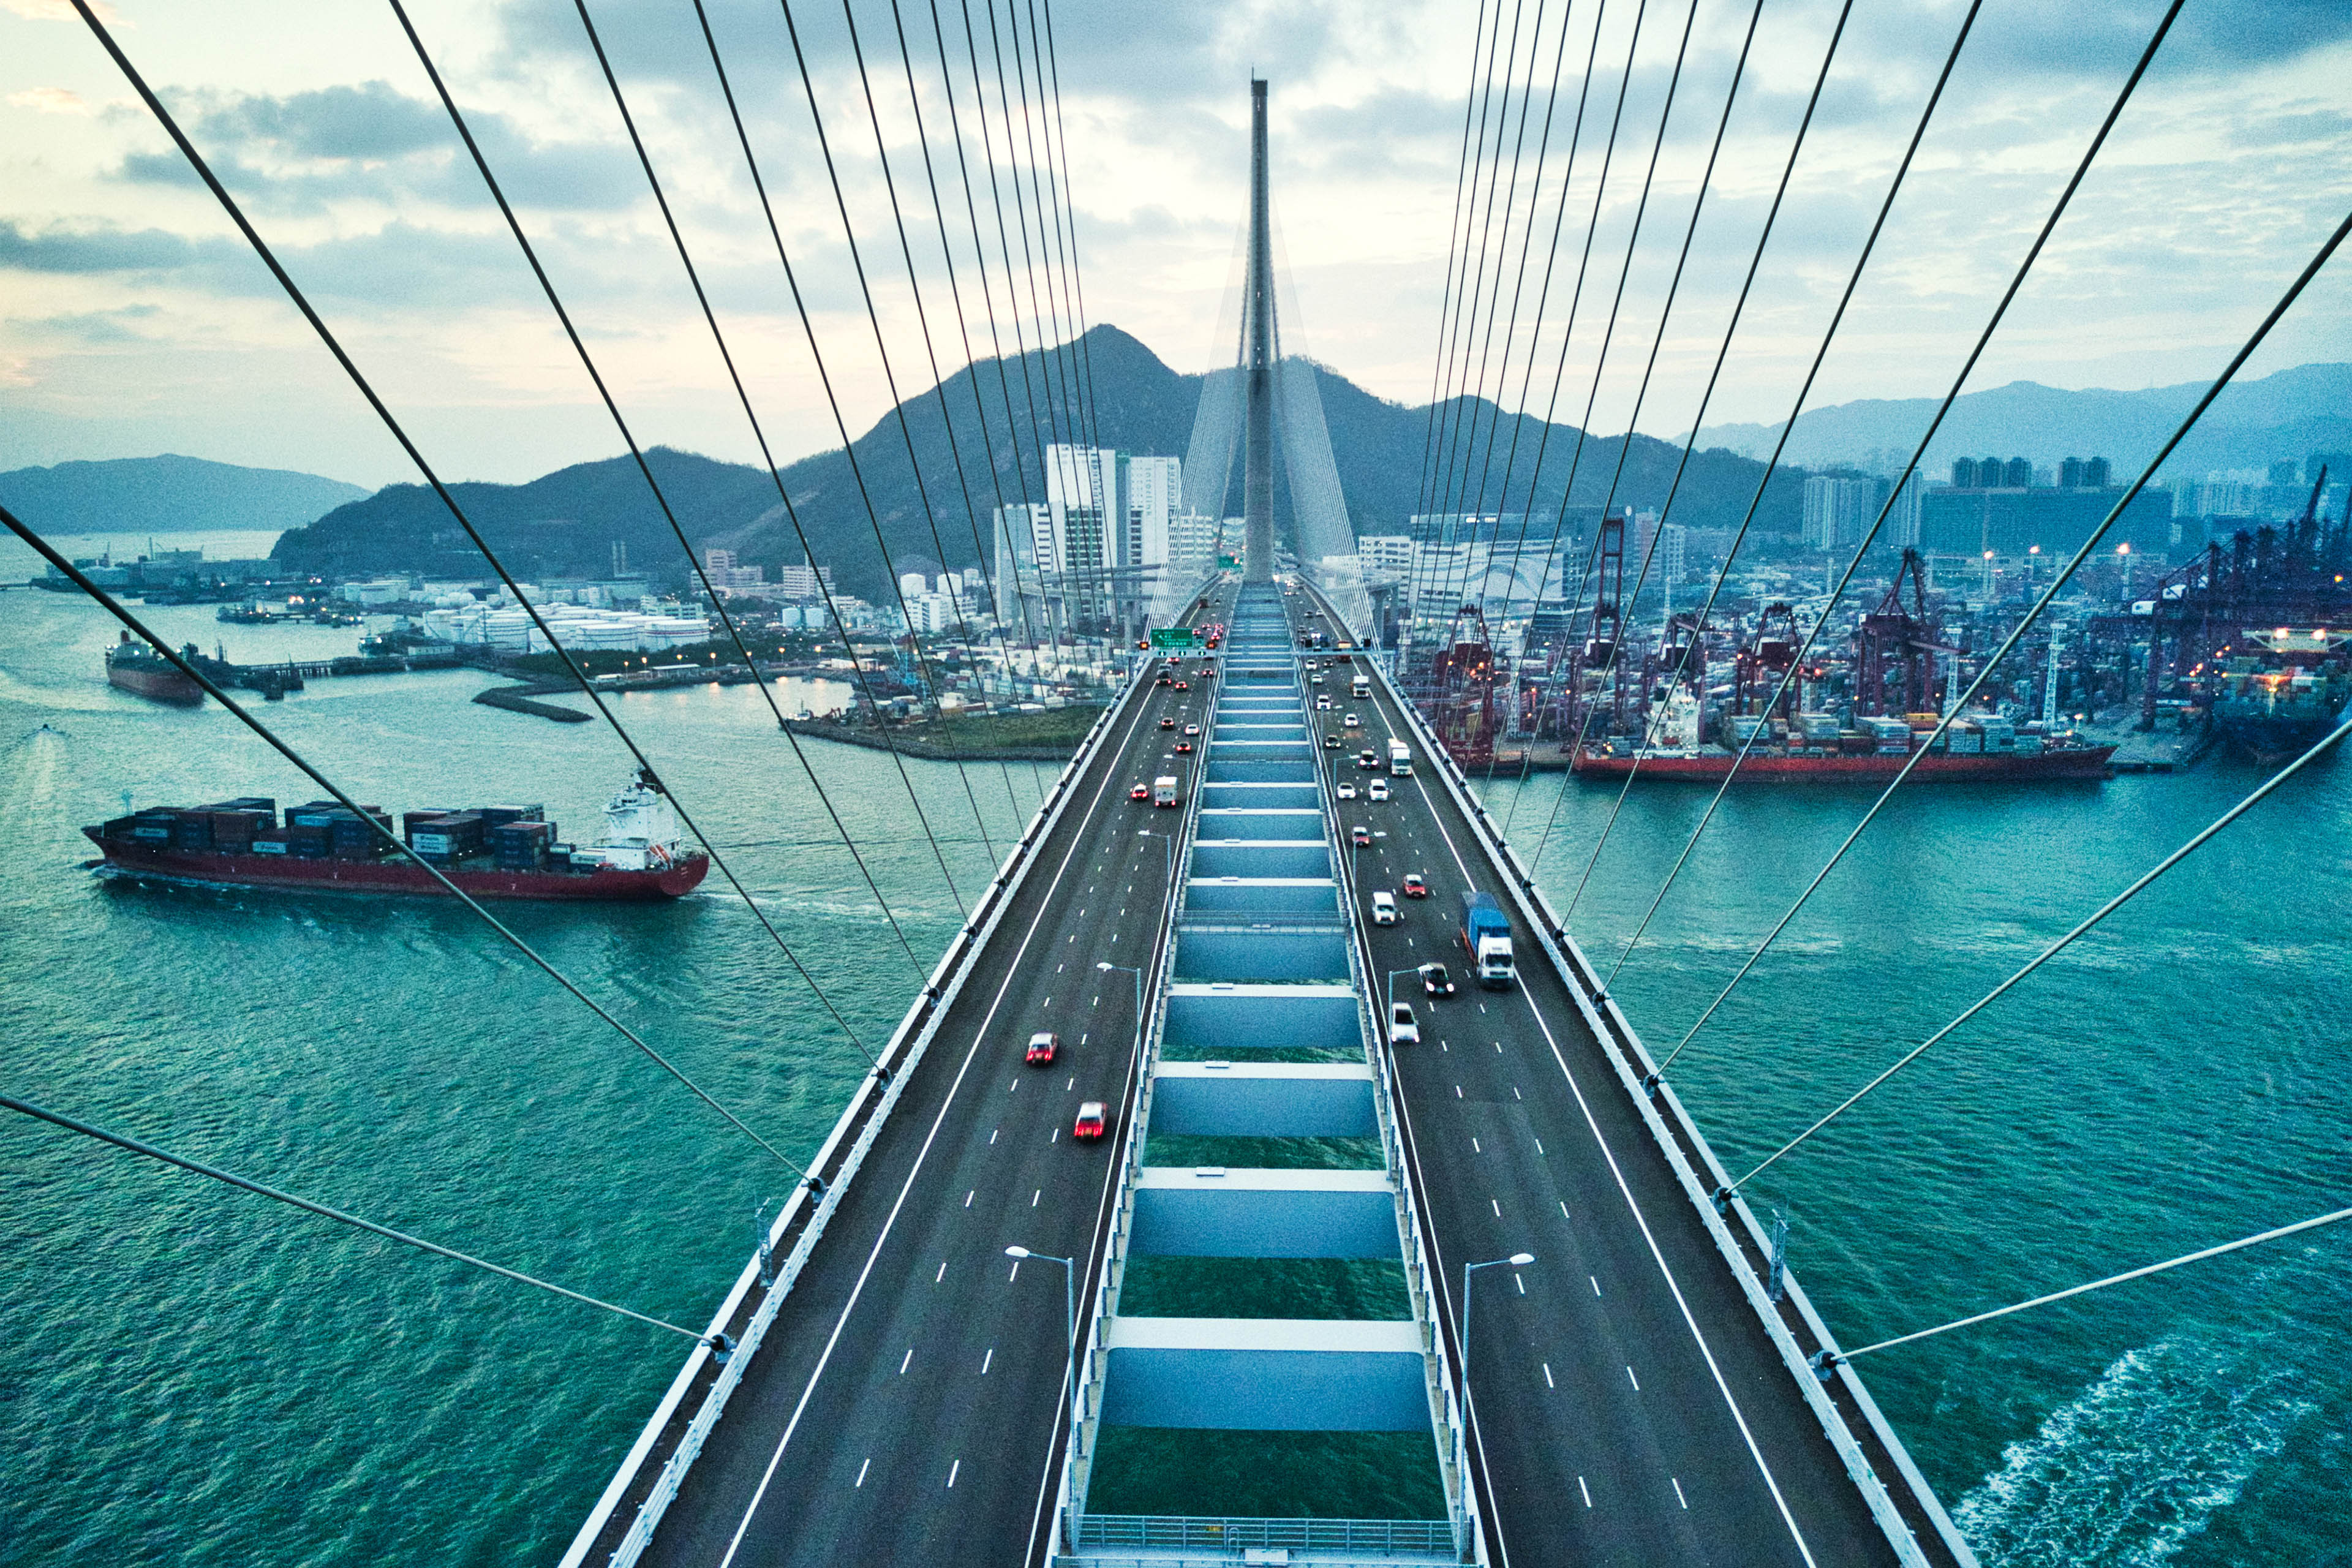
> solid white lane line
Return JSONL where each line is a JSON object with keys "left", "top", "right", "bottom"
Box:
{"left": 855, "top": 1458, "right": 870, "bottom": 1487}
{"left": 714, "top": 682, "right": 1158, "bottom": 1567}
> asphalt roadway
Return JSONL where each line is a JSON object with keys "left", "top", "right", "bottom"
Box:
{"left": 1288, "top": 583, "right": 1902, "bottom": 1568}
{"left": 638, "top": 588, "right": 1231, "bottom": 1568}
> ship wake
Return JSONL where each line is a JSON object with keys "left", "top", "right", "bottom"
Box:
{"left": 1953, "top": 1335, "right": 2311, "bottom": 1567}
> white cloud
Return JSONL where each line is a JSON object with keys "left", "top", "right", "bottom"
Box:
{"left": 0, "top": 0, "right": 2345, "bottom": 486}
{"left": 7, "top": 85, "right": 88, "bottom": 112}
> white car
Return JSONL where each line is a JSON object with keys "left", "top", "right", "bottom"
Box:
{"left": 1389, "top": 1001, "right": 1420, "bottom": 1046}
{"left": 1335, "top": 781, "right": 1358, "bottom": 801}
{"left": 1367, "top": 778, "right": 1390, "bottom": 802}
{"left": 1343, "top": 712, "right": 1361, "bottom": 728}
{"left": 1316, "top": 695, "right": 1332, "bottom": 710}
{"left": 1371, "top": 890, "right": 1398, "bottom": 925}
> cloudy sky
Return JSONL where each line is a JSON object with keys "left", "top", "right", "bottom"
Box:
{"left": 1, "top": 0, "right": 2346, "bottom": 490}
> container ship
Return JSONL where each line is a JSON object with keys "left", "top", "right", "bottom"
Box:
{"left": 1572, "top": 690, "right": 2115, "bottom": 782}
{"left": 2206, "top": 627, "right": 2350, "bottom": 766}
{"left": 83, "top": 770, "right": 708, "bottom": 900}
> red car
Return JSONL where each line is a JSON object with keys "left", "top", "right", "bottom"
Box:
{"left": 1073, "top": 1101, "right": 1108, "bottom": 1141}
{"left": 1156, "top": 674, "right": 1173, "bottom": 687}
{"left": 1401, "top": 873, "right": 1430, "bottom": 898}
{"left": 1174, "top": 680, "right": 1189, "bottom": 691}
{"left": 1129, "top": 782, "right": 1150, "bottom": 802}
{"left": 1174, "top": 740, "right": 1194, "bottom": 754}
{"left": 1026, "top": 1031, "right": 1059, "bottom": 1066}
{"left": 1351, "top": 824, "right": 1372, "bottom": 847}
{"left": 1159, "top": 716, "right": 1176, "bottom": 730}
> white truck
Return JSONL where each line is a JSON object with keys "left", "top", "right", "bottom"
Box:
{"left": 1352, "top": 672, "right": 1371, "bottom": 699}
{"left": 1153, "top": 775, "right": 1180, "bottom": 807}
{"left": 1387, "top": 739, "right": 1412, "bottom": 776}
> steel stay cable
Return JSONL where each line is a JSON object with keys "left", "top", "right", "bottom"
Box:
{"left": 1455, "top": 0, "right": 1654, "bottom": 816}
{"left": 1598, "top": 1, "right": 1979, "bottom": 997}
{"left": 1545, "top": 0, "right": 1833, "bottom": 924}
{"left": 1449, "top": 0, "right": 1581, "bottom": 640}
{"left": 677, "top": 0, "right": 998, "bottom": 890}
{"left": 3, "top": 508, "right": 811, "bottom": 1177}
{"left": 1823, "top": 1204, "right": 2352, "bottom": 1365}
{"left": 1504, "top": 0, "right": 1705, "bottom": 883}
{"left": 1415, "top": 0, "right": 1515, "bottom": 536}
{"left": 1001, "top": 0, "right": 1091, "bottom": 464}
{"left": 1412, "top": 0, "right": 1499, "bottom": 556}
{"left": 1471, "top": 0, "right": 1780, "bottom": 661}
{"left": 883, "top": 0, "right": 1052, "bottom": 678}
{"left": 1731, "top": 701, "right": 2352, "bottom": 1199}
{"left": 643, "top": 0, "right": 974, "bottom": 920}
{"left": 941, "top": 0, "right": 1074, "bottom": 712}
{"left": 1430, "top": 0, "right": 1559, "bottom": 608}
{"left": 1649, "top": 0, "right": 2201, "bottom": 1072}
{"left": 1423, "top": 0, "right": 1541, "bottom": 562}
{"left": 967, "top": 0, "right": 1085, "bottom": 619}
{"left": 2, "top": 1093, "right": 712, "bottom": 1343}
{"left": 389, "top": 0, "right": 922, "bottom": 1009}
{"left": 983, "top": 0, "right": 1087, "bottom": 500}
{"left": 1469, "top": 0, "right": 1614, "bottom": 810}
{"left": 779, "top": 0, "right": 1025, "bottom": 850}
{"left": 69, "top": 0, "right": 888, "bottom": 1078}
{"left": 1431, "top": 0, "right": 1598, "bottom": 641}
{"left": 1030, "top": 0, "right": 1110, "bottom": 477}
{"left": 885, "top": 0, "right": 1057, "bottom": 807}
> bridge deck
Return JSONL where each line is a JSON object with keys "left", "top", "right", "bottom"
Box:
{"left": 589, "top": 594, "right": 1230, "bottom": 1568}
{"left": 1291, "top": 579, "right": 1971, "bottom": 1568}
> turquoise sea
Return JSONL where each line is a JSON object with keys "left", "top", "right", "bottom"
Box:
{"left": 2, "top": 557, "right": 2348, "bottom": 1565}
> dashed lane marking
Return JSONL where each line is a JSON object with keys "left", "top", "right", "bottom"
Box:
{"left": 855, "top": 1458, "right": 870, "bottom": 1487}
{"left": 899, "top": 1347, "right": 913, "bottom": 1374}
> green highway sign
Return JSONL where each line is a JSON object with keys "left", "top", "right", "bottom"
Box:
{"left": 1149, "top": 627, "right": 1205, "bottom": 650}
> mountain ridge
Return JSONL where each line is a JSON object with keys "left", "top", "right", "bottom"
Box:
{"left": 267, "top": 325, "right": 1811, "bottom": 601}
{"left": 1692, "top": 363, "right": 2352, "bottom": 477}
{"left": 0, "top": 454, "right": 368, "bottom": 540}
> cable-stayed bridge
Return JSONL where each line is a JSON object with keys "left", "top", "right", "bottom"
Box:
{"left": 9, "top": 1, "right": 2348, "bottom": 1564}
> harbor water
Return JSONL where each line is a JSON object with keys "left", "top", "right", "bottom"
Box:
{"left": 3, "top": 568, "right": 2348, "bottom": 1565}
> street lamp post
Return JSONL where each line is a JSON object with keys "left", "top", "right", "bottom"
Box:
{"left": 1387, "top": 967, "right": 1420, "bottom": 1015}
{"left": 1455, "top": 1252, "right": 1534, "bottom": 1487}
{"left": 1005, "top": 1245, "right": 1081, "bottom": 1441}
{"left": 1136, "top": 828, "right": 1172, "bottom": 884}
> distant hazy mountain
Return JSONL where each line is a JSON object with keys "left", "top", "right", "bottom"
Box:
{"left": 0, "top": 454, "right": 368, "bottom": 539}
{"left": 273, "top": 325, "right": 1810, "bottom": 600}
{"left": 1692, "top": 363, "right": 2352, "bottom": 478}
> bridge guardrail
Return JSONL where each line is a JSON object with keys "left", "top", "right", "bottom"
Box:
{"left": 1359, "top": 645, "right": 1975, "bottom": 1568}
{"left": 563, "top": 664, "right": 1156, "bottom": 1568}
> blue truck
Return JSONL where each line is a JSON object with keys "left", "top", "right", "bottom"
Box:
{"left": 1457, "top": 889, "right": 1516, "bottom": 989}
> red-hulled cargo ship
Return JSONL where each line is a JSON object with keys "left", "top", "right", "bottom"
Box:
{"left": 83, "top": 771, "right": 707, "bottom": 900}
